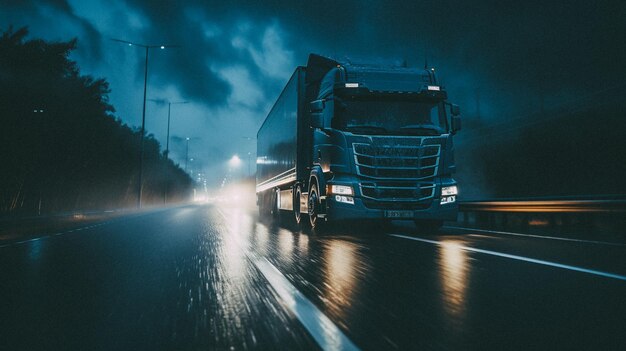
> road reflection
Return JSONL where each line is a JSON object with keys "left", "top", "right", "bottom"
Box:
{"left": 250, "top": 216, "right": 375, "bottom": 324}
{"left": 277, "top": 228, "right": 295, "bottom": 259}
{"left": 296, "top": 232, "right": 309, "bottom": 256}
{"left": 199, "top": 207, "right": 258, "bottom": 346}
{"left": 222, "top": 208, "right": 247, "bottom": 279}
{"left": 27, "top": 239, "right": 44, "bottom": 261}
{"left": 438, "top": 239, "right": 471, "bottom": 321}
{"left": 252, "top": 222, "right": 270, "bottom": 254}
{"left": 321, "top": 239, "right": 368, "bottom": 320}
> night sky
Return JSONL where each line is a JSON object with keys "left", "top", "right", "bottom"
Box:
{"left": 3, "top": 0, "right": 626, "bottom": 187}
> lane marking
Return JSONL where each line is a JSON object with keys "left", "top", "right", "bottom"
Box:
{"left": 216, "top": 208, "right": 361, "bottom": 351}
{"left": 389, "top": 234, "right": 626, "bottom": 282}
{"left": 445, "top": 225, "right": 626, "bottom": 247}
{"left": 0, "top": 208, "right": 176, "bottom": 249}
{"left": 12, "top": 237, "right": 43, "bottom": 245}
{"left": 0, "top": 220, "right": 114, "bottom": 248}
{"left": 254, "top": 257, "right": 360, "bottom": 351}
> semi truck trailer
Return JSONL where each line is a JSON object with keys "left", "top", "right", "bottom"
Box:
{"left": 256, "top": 54, "right": 461, "bottom": 229}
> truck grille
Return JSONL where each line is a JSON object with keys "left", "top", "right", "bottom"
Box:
{"left": 353, "top": 140, "right": 440, "bottom": 180}
{"left": 360, "top": 181, "right": 435, "bottom": 202}
{"left": 353, "top": 137, "right": 439, "bottom": 206}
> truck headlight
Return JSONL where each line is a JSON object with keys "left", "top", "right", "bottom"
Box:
{"left": 440, "top": 195, "right": 456, "bottom": 205}
{"left": 329, "top": 185, "right": 354, "bottom": 196}
{"left": 441, "top": 185, "right": 458, "bottom": 196}
{"left": 335, "top": 195, "right": 354, "bottom": 204}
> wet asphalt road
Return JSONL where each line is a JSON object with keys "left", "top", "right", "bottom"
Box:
{"left": 1, "top": 204, "right": 625, "bottom": 350}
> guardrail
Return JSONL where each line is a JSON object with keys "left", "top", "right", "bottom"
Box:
{"left": 459, "top": 199, "right": 626, "bottom": 213}
{"left": 456, "top": 197, "right": 626, "bottom": 236}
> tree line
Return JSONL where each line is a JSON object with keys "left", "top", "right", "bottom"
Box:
{"left": 0, "top": 27, "right": 192, "bottom": 215}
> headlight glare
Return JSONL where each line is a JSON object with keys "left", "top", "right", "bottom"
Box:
{"left": 442, "top": 185, "right": 458, "bottom": 196}
{"left": 330, "top": 185, "right": 353, "bottom": 196}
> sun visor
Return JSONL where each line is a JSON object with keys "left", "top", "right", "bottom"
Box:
{"left": 345, "top": 68, "right": 433, "bottom": 93}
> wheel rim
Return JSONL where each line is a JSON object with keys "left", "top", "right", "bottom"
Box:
{"left": 271, "top": 189, "right": 279, "bottom": 219}
{"left": 294, "top": 186, "right": 301, "bottom": 224}
{"left": 308, "top": 188, "right": 317, "bottom": 227}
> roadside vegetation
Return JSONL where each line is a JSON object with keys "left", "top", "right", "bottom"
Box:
{"left": 0, "top": 27, "right": 192, "bottom": 215}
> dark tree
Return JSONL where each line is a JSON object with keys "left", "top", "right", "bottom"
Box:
{"left": 0, "top": 27, "right": 192, "bottom": 215}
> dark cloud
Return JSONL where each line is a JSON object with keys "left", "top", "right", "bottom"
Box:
{"left": 3, "top": 0, "right": 626, "bottom": 186}
{"left": 8, "top": 0, "right": 626, "bottom": 116}
{"left": 117, "top": 0, "right": 626, "bottom": 116}
{"left": 2, "top": 1, "right": 101, "bottom": 66}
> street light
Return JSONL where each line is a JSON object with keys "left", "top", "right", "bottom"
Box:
{"left": 112, "top": 38, "right": 179, "bottom": 208}
{"left": 247, "top": 152, "right": 252, "bottom": 177}
{"left": 185, "top": 137, "right": 190, "bottom": 171}
{"left": 229, "top": 155, "right": 242, "bottom": 168}
{"left": 148, "top": 99, "right": 188, "bottom": 204}
{"left": 241, "top": 137, "right": 256, "bottom": 177}
{"left": 148, "top": 99, "right": 188, "bottom": 159}
{"left": 229, "top": 154, "right": 243, "bottom": 180}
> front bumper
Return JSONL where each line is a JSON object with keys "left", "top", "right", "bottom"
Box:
{"left": 325, "top": 195, "right": 458, "bottom": 222}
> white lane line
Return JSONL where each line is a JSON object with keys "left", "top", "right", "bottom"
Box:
{"left": 215, "top": 208, "right": 361, "bottom": 351}
{"left": 390, "top": 234, "right": 626, "bottom": 282}
{"left": 0, "top": 221, "right": 113, "bottom": 249}
{"left": 254, "top": 257, "right": 360, "bottom": 351}
{"left": 9, "top": 237, "right": 45, "bottom": 246}
{"left": 445, "top": 225, "right": 626, "bottom": 247}
{"left": 1, "top": 208, "right": 175, "bottom": 249}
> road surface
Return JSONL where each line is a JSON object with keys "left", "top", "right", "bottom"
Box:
{"left": 1, "top": 204, "right": 625, "bottom": 350}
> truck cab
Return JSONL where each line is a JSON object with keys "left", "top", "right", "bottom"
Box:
{"left": 306, "top": 58, "right": 461, "bottom": 229}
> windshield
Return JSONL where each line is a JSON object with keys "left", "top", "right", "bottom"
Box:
{"left": 333, "top": 95, "right": 447, "bottom": 135}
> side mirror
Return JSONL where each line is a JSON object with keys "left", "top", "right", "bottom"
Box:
{"left": 447, "top": 103, "right": 461, "bottom": 134}
{"left": 450, "top": 104, "right": 460, "bottom": 116}
{"left": 451, "top": 115, "right": 462, "bottom": 134}
{"left": 311, "top": 113, "right": 324, "bottom": 129}
{"left": 310, "top": 100, "right": 324, "bottom": 113}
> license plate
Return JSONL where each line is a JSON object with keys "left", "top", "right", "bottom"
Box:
{"left": 384, "top": 210, "right": 413, "bottom": 218}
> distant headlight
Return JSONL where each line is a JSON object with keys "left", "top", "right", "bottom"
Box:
{"left": 441, "top": 185, "right": 458, "bottom": 196}
{"left": 329, "top": 185, "right": 354, "bottom": 196}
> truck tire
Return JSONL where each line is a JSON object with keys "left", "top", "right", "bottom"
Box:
{"left": 294, "top": 184, "right": 309, "bottom": 227}
{"left": 308, "top": 182, "right": 325, "bottom": 229}
{"left": 257, "top": 194, "right": 264, "bottom": 217}
{"left": 271, "top": 189, "right": 280, "bottom": 222}
{"left": 258, "top": 193, "right": 269, "bottom": 217}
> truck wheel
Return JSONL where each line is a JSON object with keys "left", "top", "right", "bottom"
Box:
{"left": 257, "top": 194, "right": 264, "bottom": 217}
{"left": 308, "top": 183, "right": 325, "bottom": 229}
{"left": 414, "top": 219, "right": 443, "bottom": 233}
{"left": 294, "top": 184, "right": 309, "bottom": 227}
{"left": 258, "top": 193, "right": 269, "bottom": 217}
{"left": 271, "top": 189, "right": 280, "bottom": 222}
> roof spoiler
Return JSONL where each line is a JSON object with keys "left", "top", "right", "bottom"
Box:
{"left": 306, "top": 54, "right": 340, "bottom": 85}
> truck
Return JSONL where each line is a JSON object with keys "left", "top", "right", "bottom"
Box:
{"left": 256, "top": 54, "right": 461, "bottom": 230}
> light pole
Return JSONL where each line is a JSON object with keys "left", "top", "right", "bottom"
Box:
{"left": 241, "top": 136, "right": 256, "bottom": 178}
{"left": 229, "top": 155, "right": 242, "bottom": 179}
{"left": 149, "top": 99, "right": 188, "bottom": 159}
{"left": 112, "top": 38, "right": 179, "bottom": 208}
{"left": 247, "top": 152, "right": 251, "bottom": 177}
{"left": 148, "top": 99, "right": 187, "bottom": 204}
{"left": 185, "top": 137, "right": 190, "bottom": 171}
